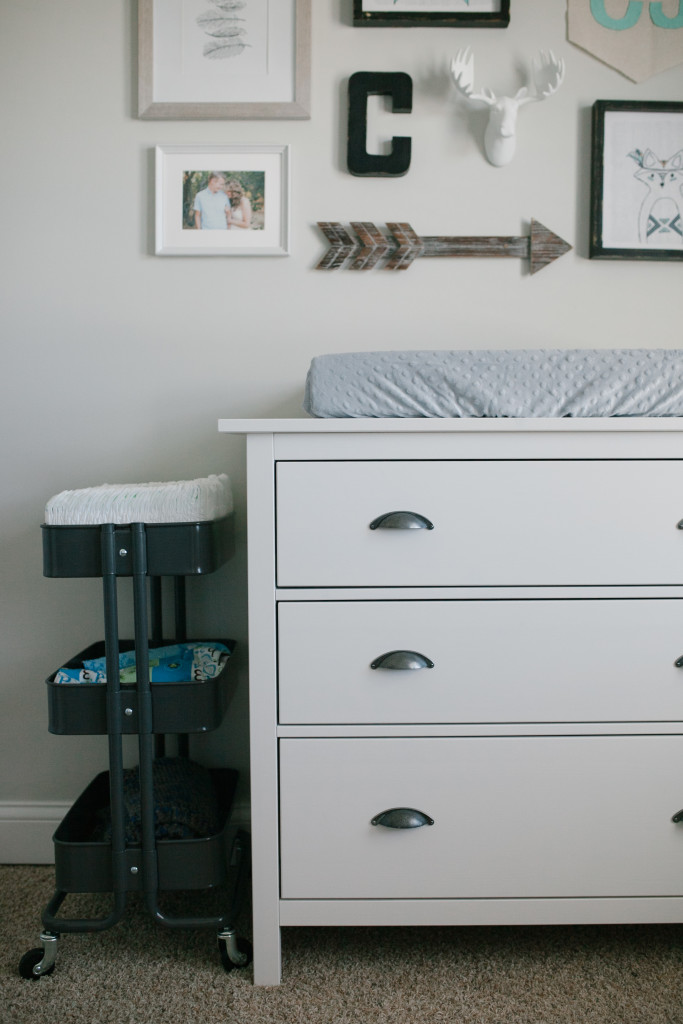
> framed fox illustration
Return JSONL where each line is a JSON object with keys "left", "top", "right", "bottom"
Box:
{"left": 590, "top": 100, "right": 683, "bottom": 261}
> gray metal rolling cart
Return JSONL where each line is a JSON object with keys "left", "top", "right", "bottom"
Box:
{"left": 19, "top": 514, "right": 251, "bottom": 979}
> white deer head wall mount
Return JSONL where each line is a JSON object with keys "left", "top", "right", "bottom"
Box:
{"left": 450, "top": 48, "right": 566, "bottom": 167}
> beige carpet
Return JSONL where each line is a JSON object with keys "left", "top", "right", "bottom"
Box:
{"left": 3, "top": 865, "right": 683, "bottom": 1024}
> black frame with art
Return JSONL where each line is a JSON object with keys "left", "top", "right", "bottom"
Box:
{"left": 353, "top": 0, "right": 509, "bottom": 28}
{"left": 590, "top": 99, "right": 683, "bottom": 261}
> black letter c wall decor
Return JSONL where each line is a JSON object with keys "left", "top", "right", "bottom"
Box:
{"left": 347, "top": 71, "right": 413, "bottom": 177}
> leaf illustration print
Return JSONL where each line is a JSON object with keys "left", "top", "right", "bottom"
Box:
{"left": 197, "top": 0, "right": 250, "bottom": 59}
{"left": 197, "top": 12, "right": 245, "bottom": 36}
{"left": 204, "top": 37, "right": 249, "bottom": 58}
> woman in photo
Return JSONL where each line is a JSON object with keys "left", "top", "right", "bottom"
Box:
{"left": 225, "top": 179, "right": 253, "bottom": 230}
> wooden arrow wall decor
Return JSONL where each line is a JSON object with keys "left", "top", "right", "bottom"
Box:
{"left": 316, "top": 219, "right": 571, "bottom": 273}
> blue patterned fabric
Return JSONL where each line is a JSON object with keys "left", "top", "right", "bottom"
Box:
{"left": 53, "top": 643, "right": 230, "bottom": 685}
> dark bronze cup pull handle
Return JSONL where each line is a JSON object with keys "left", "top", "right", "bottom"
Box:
{"left": 673, "top": 809, "right": 683, "bottom": 823}
{"left": 371, "top": 808, "right": 435, "bottom": 829}
{"left": 369, "top": 511, "right": 434, "bottom": 530}
{"left": 675, "top": 656, "right": 683, "bottom": 668}
{"left": 370, "top": 650, "right": 434, "bottom": 670}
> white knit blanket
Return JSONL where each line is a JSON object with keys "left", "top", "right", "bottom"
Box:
{"left": 45, "top": 474, "right": 233, "bottom": 525}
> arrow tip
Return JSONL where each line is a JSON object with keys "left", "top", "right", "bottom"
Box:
{"left": 529, "top": 219, "right": 572, "bottom": 274}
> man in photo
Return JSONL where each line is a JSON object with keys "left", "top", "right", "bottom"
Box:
{"left": 193, "top": 173, "right": 231, "bottom": 229}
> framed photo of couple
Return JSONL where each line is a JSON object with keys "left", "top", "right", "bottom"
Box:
{"left": 155, "top": 144, "right": 290, "bottom": 256}
{"left": 139, "top": 0, "right": 311, "bottom": 119}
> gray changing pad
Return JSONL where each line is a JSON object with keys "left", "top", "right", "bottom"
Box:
{"left": 303, "top": 349, "right": 683, "bottom": 419}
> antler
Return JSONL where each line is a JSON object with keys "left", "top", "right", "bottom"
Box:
{"left": 503, "top": 49, "right": 566, "bottom": 108}
{"left": 449, "top": 47, "right": 497, "bottom": 107}
{"left": 529, "top": 49, "right": 565, "bottom": 101}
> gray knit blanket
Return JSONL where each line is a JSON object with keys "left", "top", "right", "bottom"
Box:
{"left": 303, "top": 349, "right": 683, "bottom": 418}
{"left": 91, "top": 758, "right": 221, "bottom": 843}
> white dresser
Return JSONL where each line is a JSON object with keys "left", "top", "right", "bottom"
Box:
{"left": 218, "top": 417, "right": 683, "bottom": 985}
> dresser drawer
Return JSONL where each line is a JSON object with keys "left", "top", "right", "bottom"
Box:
{"left": 279, "top": 737, "right": 683, "bottom": 900}
{"left": 278, "top": 599, "right": 683, "bottom": 724}
{"left": 276, "top": 460, "right": 683, "bottom": 587}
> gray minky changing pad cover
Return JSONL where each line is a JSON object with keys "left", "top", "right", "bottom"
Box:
{"left": 303, "top": 349, "right": 683, "bottom": 418}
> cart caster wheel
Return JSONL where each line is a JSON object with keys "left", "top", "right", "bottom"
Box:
{"left": 217, "top": 934, "right": 253, "bottom": 973}
{"left": 19, "top": 948, "right": 55, "bottom": 980}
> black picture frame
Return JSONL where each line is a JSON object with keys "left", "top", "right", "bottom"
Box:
{"left": 353, "top": 0, "right": 509, "bottom": 29}
{"left": 590, "top": 100, "right": 683, "bottom": 261}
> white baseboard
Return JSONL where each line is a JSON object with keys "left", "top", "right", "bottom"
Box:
{"left": 0, "top": 800, "right": 251, "bottom": 865}
{"left": 0, "top": 802, "right": 70, "bottom": 864}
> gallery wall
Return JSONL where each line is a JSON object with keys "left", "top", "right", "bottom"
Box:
{"left": 1, "top": 0, "right": 682, "bottom": 860}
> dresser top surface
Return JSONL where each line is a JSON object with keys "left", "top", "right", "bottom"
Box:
{"left": 218, "top": 417, "right": 683, "bottom": 435}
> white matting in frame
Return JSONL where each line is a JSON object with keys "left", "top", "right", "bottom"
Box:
{"left": 155, "top": 145, "right": 290, "bottom": 256}
{"left": 139, "top": 0, "right": 310, "bottom": 119}
{"left": 602, "top": 109, "right": 683, "bottom": 250}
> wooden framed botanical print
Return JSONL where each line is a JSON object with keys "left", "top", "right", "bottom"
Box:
{"left": 139, "top": 0, "right": 311, "bottom": 119}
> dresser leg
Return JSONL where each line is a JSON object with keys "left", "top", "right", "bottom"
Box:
{"left": 252, "top": 922, "right": 282, "bottom": 986}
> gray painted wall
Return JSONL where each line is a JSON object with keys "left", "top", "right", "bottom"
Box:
{"left": 1, "top": 0, "right": 682, "bottom": 859}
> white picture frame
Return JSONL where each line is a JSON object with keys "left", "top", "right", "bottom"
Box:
{"left": 155, "top": 144, "right": 290, "bottom": 257}
{"left": 139, "top": 0, "right": 311, "bottom": 120}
